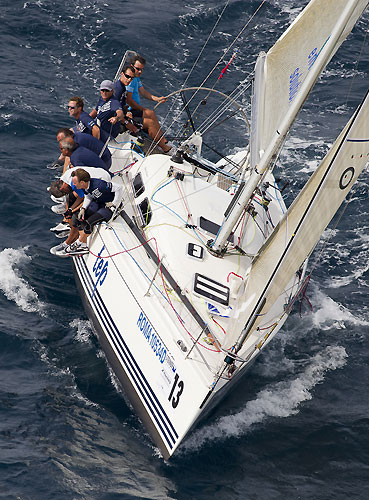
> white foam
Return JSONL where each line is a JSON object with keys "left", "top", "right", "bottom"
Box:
{"left": 325, "top": 231, "right": 369, "bottom": 290}
{"left": 0, "top": 247, "right": 45, "bottom": 314}
{"left": 182, "top": 345, "right": 347, "bottom": 453}
{"left": 70, "top": 318, "right": 93, "bottom": 344}
{"left": 310, "top": 288, "right": 369, "bottom": 329}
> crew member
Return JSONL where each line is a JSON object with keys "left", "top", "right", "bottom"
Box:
{"left": 65, "top": 168, "right": 123, "bottom": 255}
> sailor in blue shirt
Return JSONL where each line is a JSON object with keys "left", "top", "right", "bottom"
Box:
{"left": 113, "top": 65, "right": 139, "bottom": 135}
{"left": 63, "top": 168, "right": 123, "bottom": 255}
{"left": 89, "top": 80, "right": 126, "bottom": 143}
{"left": 48, "top": 166, "right": 114, "bottom": 257}
{"left": 126, "top": 55, "right": 171, "bottom": 153}
{"left": 67, "top": 96, "right": 99, "bottom": 136}
{"left": 60, "top": 166, "right": 111, "bottom": 195}
{"left": 57, "top": 128, "right": 112, "bottom": 169}
{"left": 59, "top": 136, "right": 110, "bottom": 172}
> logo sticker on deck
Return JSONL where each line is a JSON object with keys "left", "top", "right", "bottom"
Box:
{"left": 92, "top": 245, "right": 109, "bottom": 288}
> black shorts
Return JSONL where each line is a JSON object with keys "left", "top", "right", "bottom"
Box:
{"left": 132, "top": 109, "right": 143, "bottom": 125}
{"left": 72, "top": 203, "right": 113, "bottom": 234}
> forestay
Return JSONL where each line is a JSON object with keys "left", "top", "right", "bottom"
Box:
{"left": 223, "top": 89, "right": 369, "bottom": 351}
{"left": 250, "top": 0, "right": 369, "bottom": 168}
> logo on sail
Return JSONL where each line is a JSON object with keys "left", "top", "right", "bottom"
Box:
{"left": 339, "top": 167, "right": 355, "bottom": 190}
{"left": 289, "top": 67, "right": 302, "bottom": 103}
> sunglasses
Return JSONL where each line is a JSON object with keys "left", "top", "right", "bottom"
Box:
{"left": 124, "top": 73, "right": 134, "bottom": 79}
{"left": 100, "top": 89, "right": 112, "bottom": 92}
{"left": 133, "top": 65, "right": 143, "bottom": 71}
{"left": 68, "top": 105, "right": 76, "bottom": 109}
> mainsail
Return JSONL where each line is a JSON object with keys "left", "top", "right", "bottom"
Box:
{"left": 223, "top": 89, "right": 369, "bottom": 351}
{"left": 212, "top": 0, "right": 368, "bottom": 253}
{"left": 250, "top": 0, "right": 369, "bottom": 168}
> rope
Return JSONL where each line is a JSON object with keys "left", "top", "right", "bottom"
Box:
{"left": 182, "top": 1, "right": 231, "bottom": 89}
{"left": 93, "top": 223, "right": 220, "bottom": 352}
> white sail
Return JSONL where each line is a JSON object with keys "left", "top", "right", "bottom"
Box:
{"left": 223, "top": 89, "right": 369, "bottom": 351}
{"left": 213, "top": 0, "right": 368, "bottom": 253}
{"left": 251, "top": 0, "right": 368, "bottom": 168}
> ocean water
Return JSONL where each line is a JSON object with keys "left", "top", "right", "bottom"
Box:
{"left": 1, "top": 1, "right": 369, "bottom": 499}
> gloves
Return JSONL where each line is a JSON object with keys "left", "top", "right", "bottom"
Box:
{"left": 63, "top": 208, "right": 73, "bottom": 219}
{"left": 78, "top": 208, "right": 86, "bottom": 221}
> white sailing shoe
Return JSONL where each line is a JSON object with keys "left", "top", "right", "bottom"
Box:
{"left": 66, "top": 240, "right": 89, "bottom": 256}
{"left": 50, "top": 222, "right": 70, "bottom": 233}
{"left": 55, "top": 230, "right": 70, "bottom": 239}
{"left": 50, "top": 194, "right": 66, "bottom": 204}
{"left": 51, "top": 204, "right": 66, "bottom": 215}
{"left": 50, "top": 241, "right": 68, "bottom": 256}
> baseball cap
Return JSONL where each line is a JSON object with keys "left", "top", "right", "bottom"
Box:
{"left": 99, "top": 80, "right": 114, "bottom": 91}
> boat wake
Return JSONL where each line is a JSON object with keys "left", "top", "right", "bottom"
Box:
{"left": 181, "top": 345, "right": 347, "bottom": 454}
{"left": 0, "top": 247, "right": 46, "bottom": 315}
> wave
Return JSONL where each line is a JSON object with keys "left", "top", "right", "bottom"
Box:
{"left": 0, "top": 247, "right": 46, "bottom": 314}
{"left": 70, "top": 318, "right": 93, "bottom": 344}
{"left": 181, "top": 345, "right": 347, "bottom": 454}
{"left": 310, "top": 288, "right": 369, "bottom": 329}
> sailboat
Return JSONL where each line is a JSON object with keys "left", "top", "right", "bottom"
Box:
{"left": 70, "top": 0, "right": 369, "bottom": 459}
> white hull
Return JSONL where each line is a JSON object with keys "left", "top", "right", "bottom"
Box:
{"left": 71, "top": 135, "right": 304, "bottom": 459}
{"left": 62, "top": 0, "right": 368, "bottom": 459}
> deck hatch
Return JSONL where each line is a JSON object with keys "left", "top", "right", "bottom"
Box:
{"left": 138, "top": 198, "right": 152, "bottom": 226}
{"left": 199, "top": 216, "right": 234, "bottom": 243}
{"left": 133, "top": 173, "right": 145, "bottom": 198}
{"left": 194, "top": 273, "right": 230, "bottom": 306}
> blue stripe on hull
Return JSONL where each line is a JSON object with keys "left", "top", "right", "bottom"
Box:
{"left": 73, "top": 255, "right": 179, "bottom": 451}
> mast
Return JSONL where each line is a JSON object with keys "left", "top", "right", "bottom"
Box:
{"left": 210, "top": 0, "right": 367, "bottom": 255}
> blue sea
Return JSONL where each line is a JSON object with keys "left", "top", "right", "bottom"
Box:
{"left": 1, "top": 1, "right": 369, "bottom": 498}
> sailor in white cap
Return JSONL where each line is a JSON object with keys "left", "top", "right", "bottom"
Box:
{"left": 89, "top": 80, "right": 126, "bottom": 142}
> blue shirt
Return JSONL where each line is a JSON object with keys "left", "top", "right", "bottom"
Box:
{"left": 126, "top": 77, "right": 142, "bottom": 106}
{"left": 113, "top": 80, "right": 127, "bottom": 109}
{"left": 95, "top": 96, "right": 122, "bottom": 139}
{"left": 74, "top": 132, "right": 111, "bottom": 168}
{"left": 84, "top": 178, "right": 114, "bottom": 204}
{"left": 70, "top": 181, "right": 85, "bottom": 198}
{"left": 74, "top": 111, "right": 96, "bottom": 135}
{"left": 70, "top": 145, "right": 109, "bottom": 171}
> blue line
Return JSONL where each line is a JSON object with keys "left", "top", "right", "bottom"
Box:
{"left": 347, "top": 138, "right": 369, "bottom": 142}
{"left": 76, "top": 256, "right": 178, "bottom": 442}
{"left": 74, "top": 256, "right": 179, "bottom": 447}
{"left": 76, "top": 257, "right": 177, "bottom": 448}
{"left": 151, "top": 178, "right": 208, "bottom": 245}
